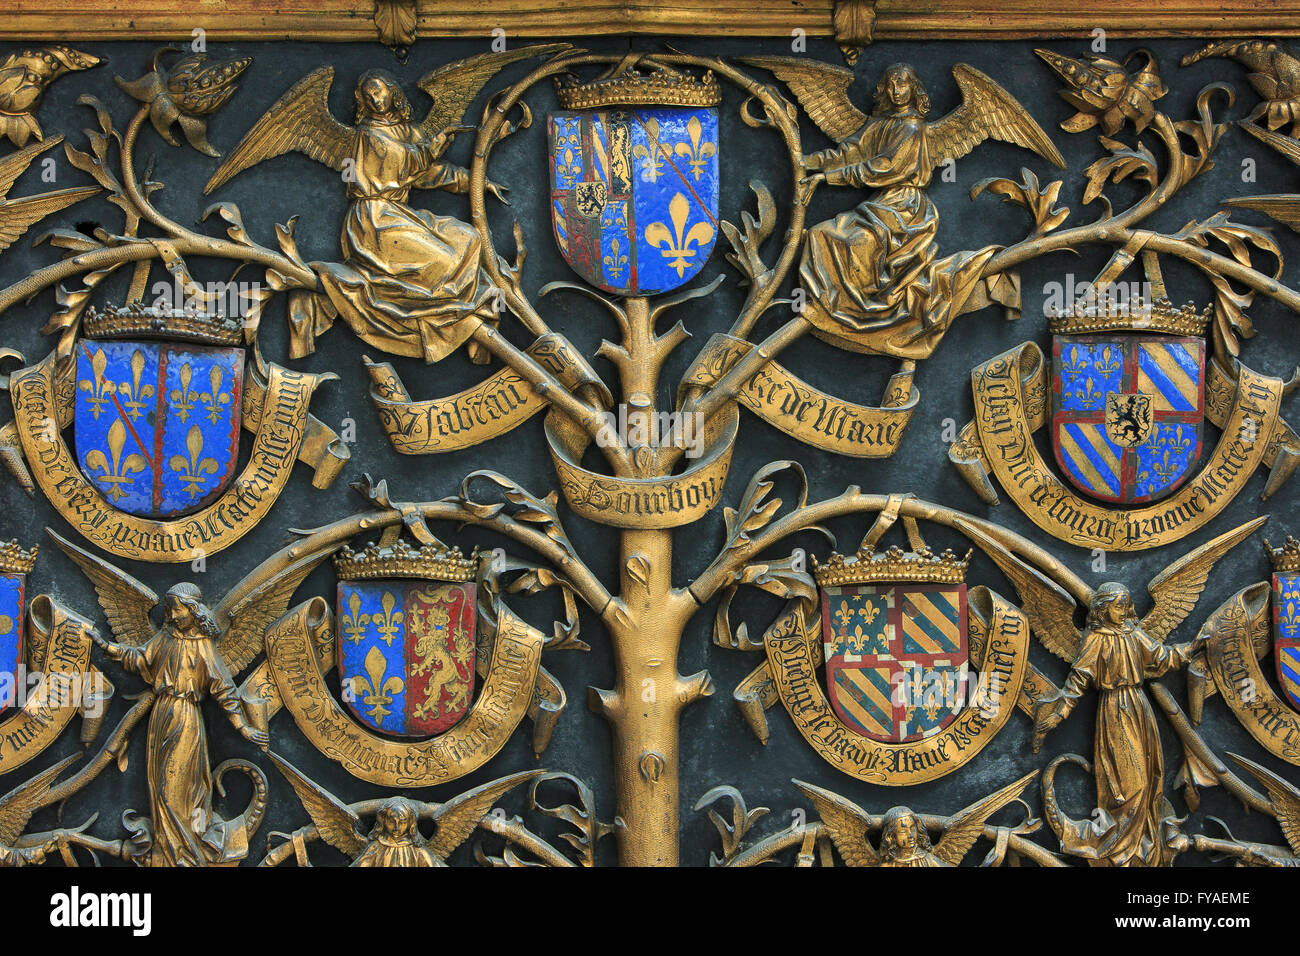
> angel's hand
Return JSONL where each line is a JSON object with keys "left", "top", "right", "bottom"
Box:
{"left": 20, "top": 845, "right": 46, "bottom": 866}
{"left": 88, "top": 629, "right": 121, "bottom": 660}
{"left": 1031, "top": 701, "right": 1064, "bottom": 752}
{"left": 486, "top": 180, "right": 511, "bottom": 205}
{"left": 241, "top": 725, "right": 269, "bottom": 750}
{"left": 800, "top": 171, "right": 827, "bottom": 188}
{"left": 802, "top": 151, "right": 824, "bottom": 171}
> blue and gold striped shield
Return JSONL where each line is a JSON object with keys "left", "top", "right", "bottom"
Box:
{"left": 0, "top": 570, "right": 23, "bottom": 711}
{"left": 820, "top": 583, "right": 969, "bottom": 743}
{"left": 549, "top": 107, "right": 718, "bottom": 295}
{"left": 1274, "top": 571, "right": 1300, "bottom": 711}
{"left": 74, "top": 339, "right": 244, "bottom": 518}
{"left": 1052, "top": 334, "right": 1205, "bottom": 504}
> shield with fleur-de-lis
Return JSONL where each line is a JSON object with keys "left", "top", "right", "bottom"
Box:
{"left": 334, "top": 541, "right": 478, "bottom": 738}
{"left": 74, "top": 321, "right": 243, "bottom": 519}
{"left": 0, "top": 541, "right": 34, "bottom": 712}
{"left": 815, "top": 549, "right": 970, "bottom": 743}
{"left": 549, "top": 74, "right": 719, "bottom": 296}
{"left": 1051, "top": 329, "right": 1206, "bottom": 504}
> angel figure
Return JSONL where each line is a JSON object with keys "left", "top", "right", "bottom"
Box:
{"left": 49, "top": 530, "right": 335, "bottom": 867}
{"left": 965, "top": 517, "right": 1265, "bottom": 867}
{"left": 796, "top": 770, "right": 1038, "bottom": 867}
{"left": 743, "top": 57, "right": 1063, "bottom": 358}
{"left": 204, "top": 47, "right": 564, "bottom": 365}
{"left": 266, "top": 753, "right": 541, "bottom": 867}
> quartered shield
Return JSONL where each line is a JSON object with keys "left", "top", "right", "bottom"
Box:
{"left": 820, "top": 583, "right": 969, "bottom": 743}
{"left": 1274, "top": 571, "right": 1300, "bottom": 711}
{"left": 337, "top": 580, "right": 477, "bottom": 737}
{"left": 1052, "top": 334, "right": 1205, "bottom": 504}
{"left": 0, "top": 571, "right": 23, "bottom": 710}
{"left": 74, "top": 339, "right": 244, "bottom": 518}
{"left": 549, "top": 106, "right": 718, "bottom": 295}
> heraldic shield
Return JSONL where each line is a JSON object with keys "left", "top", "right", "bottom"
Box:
{"left": 1269, "top": 537, "right": 1300, "bottom": 711}
{"left": 0, "top": 541, "right": 33, "bottom": 712}
{"left": 73, "top": 305, "right": 244, "bottom": 519}
{"left": 1049, "top": 295, "right": 1209, "bottom": 505}
{"left": 335, "top": 541, "right": 478, "bottom": 738}
{"left": 549, "top": 69, "right": 720, "bottom": 296}
{"left": 816, "top": 546, "right": 970, "bottom": 743}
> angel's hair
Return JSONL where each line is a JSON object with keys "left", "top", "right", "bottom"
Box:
{"left": 354, "top": 69, "right": 412, "bottom": 124}
{"left": 374, "top": 796, "right": 418, "bottom": 837}
{"left": 165, "top": 582, "right": 220, "bottom": 639}
{"left": 872, "top": 63, "right": 930, "bottom": 118}
{"left": 879, "top": 806, "right": 932, "bottom": 859}
{"left": 1086, "top": 581, "right": 1134, "bottom": 630}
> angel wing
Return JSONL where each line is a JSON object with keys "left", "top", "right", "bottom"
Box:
{"left": 955, "top": 520, "right": 1084, "bottom": 662}
{"left": 928, "top": 64, "right": 1064, "bottom": 170}
{"left": 214, "top": 541, "right": 343, "bottom": 677}
{"left": 738, "top": 56, "right": 868, "bottom": 143}
{"left": 204, "top": 66, "right": 357, "bottom": 194}
{"left": 427, "top": 769, "right": 543, "bottom": 860}
{"left": 791, "top": 778, "right": 880, "bottom": 866}
{"left": 268, "top": 752, "right": 367, "bottom": 859}
{"left": 1140, "top": 516, "right": 1267, "bottom": 642}
{"left": 933, "top": 769, "right": 1038, "bottom": 866}
{"left": 0, "top": 137, "right": 100, "bottom": 251}
{"left": 417, "top": 43, "right": 571, "bottom": 140}
{"left": 1228, "top": 753, "right": 1300, "bottom": 855}
{"left": 0, "top": 753, "right": 80, "bottom": 846}
{"left": 47, "top": 529, "right": 158, "bottom": 648}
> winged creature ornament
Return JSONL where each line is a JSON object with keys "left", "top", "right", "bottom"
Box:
{"left": 267, "top": 753, "right": 542, "bottom": 866}
{"left": 48, "top": 529, "right": 338, "bottom": 866}
{"left": 204, "top": 46, "right": 568, "bottom": 365}
{"left": 795, "top": 770, "right": 1038, "bottom": 867}
{"left": 741, "top": 56, "right": 1063, "bottom": 359}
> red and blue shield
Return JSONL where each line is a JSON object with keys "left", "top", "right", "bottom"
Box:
{"left": 74, "top": 339, "right": 243, "bottom": 518}
{"left": 337, "top": 580, "right": 476, "bottom": 737}
{"left": 549, "top": 106, "right": 718, "bottom": 295}
{"left": 0, "top": 570, "right": 24, "bottom": 711}
{"left": 1052, "top": 334, "right": 1205, "bottom": 504}
{"left": 1274, "top": 571, "right": 1300, "bottom": 710}
{"left": 820, "top": 583, "right": 969, "bottom": 742}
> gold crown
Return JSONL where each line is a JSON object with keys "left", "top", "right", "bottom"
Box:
{"left": 812, "top": 545, "right": 970, "bottom": 588}
{"left": 333, "top": 540, "right": 477, "bottom": 583}
{"left": 0, "top": 540, "right": 37, "bottom": 575}
{"left": 555, "top": 69, "right": 720, "bottom": 109}
{"left": 83, "top": 301, "right": 244, "bottom": 347}
{"left": 1046, "top": 296, "right": 1211, "bottom": 337}
{"left": 1266, "top": 537, "right": 1300, "bottom": 574}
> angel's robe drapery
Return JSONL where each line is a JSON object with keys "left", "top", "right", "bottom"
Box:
{"left": 1041, "top": 623, "right": 1195, "bottom": 867}
{"left": 294, "top": 117, "right": 511, "bottom": 364}
{"left": 351, "top": 838, "right": 441, "bottom": 866}
{"left": 116, "top": 627, "right": 256, "bottom": 867}
{"left": 799, "top": 110, "right": 1017, "bottom": 359}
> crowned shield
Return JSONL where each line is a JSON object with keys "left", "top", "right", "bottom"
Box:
{"left": 335, "top": 542, "right": 478, "bottom": 738}
{"left": 1052, "top": 332, "right": 1205, "bottom": 504}
{"left": 0, "top": 542, "right": 32, "bottom": 712}
{"left": 73, "top": 306, "right": 244, "bottom": 519}
{"left": 816, "top": 549, "right": 969, "bottom": 743}
{"left": 549, "top": 73, "right": 719, "bottom": 296}
{"left": 1269, "top": 539, "right": 1300, "bottom": 711}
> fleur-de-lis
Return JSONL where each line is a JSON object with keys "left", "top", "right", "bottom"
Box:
{"left": 644, "top": 192, "right": 714, "bottom": 278}
{"left": 673, "top": 114, "right": 715, "bottom": 181}
{"left": 77, "top": 347, "right": 117, "bottom": 420}
{"left": 85, "top": 418, "right": 148, "bottom": 502}
{"left": 834, "top": 599, "right": 854, "bottom": 630}
{"left": 632, "top": 117, "right": 664, "bottom": 182}
{"left": 341, "top": 590, "right": 371, "bottom": 645}
{"left": 117, "top": 349, "right": 155, "bottom": 422}
{"left": 168, "top": 425, "right": 218, "bottom": 499}
{"left": 1095, "top": 345, "right": 1122, "bottom": 378}
{"left": 603, "top": 236, "right": 628, "bottom": 281}
{"left": 374, "top": 590, "right": 403, "bottom": 646}
{"left": 555, "top": 121, "right": 581, "bottom": 187}
{"left": 169, "top": 362, "right": 197, "bottom": 423}
{"left": 346, "top": 645, "right": 404, "bottom": 726}
{"left": 201, "top": 363, "right": 232, "bottom": 424}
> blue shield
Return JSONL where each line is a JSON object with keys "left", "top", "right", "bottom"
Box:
{"left": 0, "top": 572, "right": 24, "bottom": 711}
{"left": 337, "top": 580, "right": 477, "bottom": 738}
{"left": 819, "top": 583, "right": 969, "bottom": 743}
{"left": 74, "top": 340, "right": 243, "bottom": 518}
{"left": 550, "top": 107, "right": 718, "bottom": 295}
{"left": 1274, "top": 572, "right": 1300, "bottom": 711}
{"left": 1052, "top": 335, "right": 1205, "bottom": 504}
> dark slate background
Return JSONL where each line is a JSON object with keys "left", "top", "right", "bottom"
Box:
{"left": 0, "top": 32, "right": 1296, "bottom": 866}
